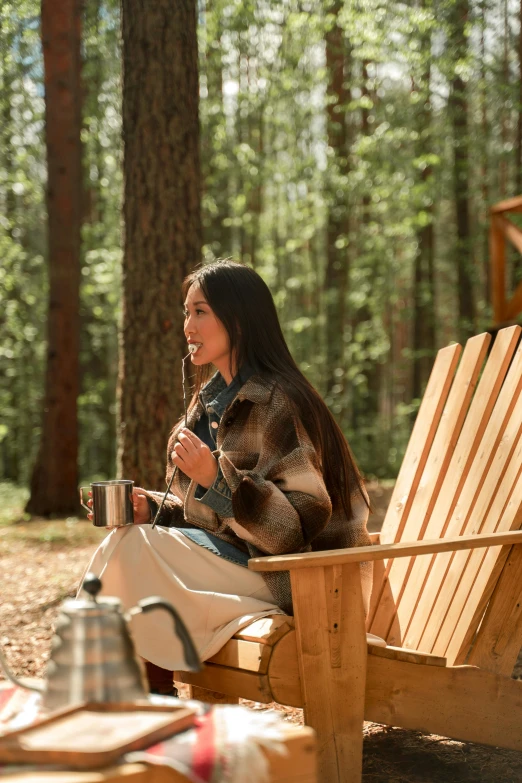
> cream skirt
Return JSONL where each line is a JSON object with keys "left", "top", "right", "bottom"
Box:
{"left": 78, "top": 524, "right": 283, "bottom": 671}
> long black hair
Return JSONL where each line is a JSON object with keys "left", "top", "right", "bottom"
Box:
{"left": 182, "top": 260, "right": 368, "bottom": 520}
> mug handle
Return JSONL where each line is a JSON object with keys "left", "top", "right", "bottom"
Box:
{"left": 79, "top": 487, "right": 91, "bottom": 513}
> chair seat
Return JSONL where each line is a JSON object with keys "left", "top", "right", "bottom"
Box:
{"left": 175, "top": 616, "right": 447, "bottom": 710}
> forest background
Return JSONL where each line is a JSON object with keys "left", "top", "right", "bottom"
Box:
{"left": 1, "top": 0, "right": 521, "bottom": 515}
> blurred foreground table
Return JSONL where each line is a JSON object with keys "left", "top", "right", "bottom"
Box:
{"left": 0, "top": 683, "right": 316, "bottom": 783}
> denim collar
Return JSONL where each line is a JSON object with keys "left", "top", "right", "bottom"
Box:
{"left": 199, "top": 361, "right": 258, "bottom": 418}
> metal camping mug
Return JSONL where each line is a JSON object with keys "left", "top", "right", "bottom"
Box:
{"left": 79, "top": 480, "right": 134, "bottom": 527}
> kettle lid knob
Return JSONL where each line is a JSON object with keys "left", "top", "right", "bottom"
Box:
{"left": 82, "top": 573, "right": 102, "bottom": 601}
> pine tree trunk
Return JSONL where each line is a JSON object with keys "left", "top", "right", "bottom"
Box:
{"left": 517, "top": 0, "right": 522, "bottom": 196}
{"left": 448, "top": 0, "right": 475, "bottom": 339}
{"left": 1, "top": 17, "right": 18, "bottom": 481}
{"left": 412, "top": 13, "right": 436, "bottom": 400}
{"left": 324, "top": 1, "right": 350, "bottom": 397}
{"left": 512, "top": 0, "right": 522, "bottom": 286}
{"left": 351, "top": 60, "right": 381, "bottom": 429}
{"left": 202, "top": 0, "right": 230, "bottom": 256}
{"left": 118, "top": 0, "right": 201, "bottom": 491}
{"left": 480, "top": 1, "right": 491, "bottom": 303}
{"left": 500, "top": 0, "right": 510, "bottom": 197}
{"left": 26, "top": 0, "right": 82, "bottom": 516}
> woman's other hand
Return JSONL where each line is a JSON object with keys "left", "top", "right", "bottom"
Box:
{"left": 132, "top": 488, "right": 152, "bottom": 524}
{"left": 172, "top": 429, "right": 219, "bottom": 488}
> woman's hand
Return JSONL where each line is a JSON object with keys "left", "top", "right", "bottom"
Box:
{"left": 132, "top": 488, "right": 152, "bottom": 524}
{"left": 85, "top": 488, "right": 151, "bottom": 525}
{"left": 172, "top": 428, "right": 218, "bottom": 489}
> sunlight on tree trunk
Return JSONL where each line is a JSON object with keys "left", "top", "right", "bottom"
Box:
{"left": 324, "top": 0, "right": 350, "bottom": 399}
{"left": 118, "top": 0, "right": 202, "bottom": 490}
{"left": 26, "top": 0, "right": 82, "bottom": 516}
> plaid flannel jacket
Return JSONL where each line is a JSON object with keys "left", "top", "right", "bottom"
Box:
{"left": 145, "top": 373, "right": 373, "bottom": 615}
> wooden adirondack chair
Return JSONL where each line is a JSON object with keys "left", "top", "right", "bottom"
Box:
{"left": 175, "top": 326, "right": 522, "bottom": 783}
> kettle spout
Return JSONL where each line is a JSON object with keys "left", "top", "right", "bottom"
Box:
{"left": 130, "top": 597, "right": 202, "bottom": 672}
{"left": 0, "top": 644, "right": 44, "bottom": 693}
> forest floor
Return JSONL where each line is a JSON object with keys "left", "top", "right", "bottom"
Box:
{"left": 1, "top": 481, "right": 522, "bottom": 782}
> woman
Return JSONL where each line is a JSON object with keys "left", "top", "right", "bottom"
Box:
{"left": 81, "top": 260, "right": 372, "bottom": 695}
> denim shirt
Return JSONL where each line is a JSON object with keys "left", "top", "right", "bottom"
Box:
{"left": 145, "top": 363, "right": 258, "bottom": 569}
{"left": 193, "top": 363, "right": 257, "bottom": 516}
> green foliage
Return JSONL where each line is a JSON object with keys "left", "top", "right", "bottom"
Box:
{"left": 0, "top": 0, "right": 122, "bottom": 485}
{"left": 0, "top": 481, "right": 30, "bottom": 526}
{"left": 1, "top": 0, "right": 521, "bottom": 484}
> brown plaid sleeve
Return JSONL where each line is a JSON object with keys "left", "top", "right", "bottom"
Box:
{"left": 218, "top": 407, "right": 333, "bottom": 555}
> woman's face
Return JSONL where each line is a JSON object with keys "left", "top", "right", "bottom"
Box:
{"left": 183, "top": 284, "right": 235, "bottom": 383}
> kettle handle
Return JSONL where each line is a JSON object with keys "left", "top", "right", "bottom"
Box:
{"left": 0, "top": 644, "right": 43, "bottom": 693}
{"left": 133, "top": 597, "right": 202, "bottom": 673}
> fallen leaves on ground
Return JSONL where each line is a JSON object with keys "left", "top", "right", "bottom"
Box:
{"left": 1, "top": 519, "right": 522, "bottom": 782}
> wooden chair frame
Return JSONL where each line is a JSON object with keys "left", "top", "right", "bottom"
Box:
{"left": 175, "top": 327, "right": 522, "bottom": 783}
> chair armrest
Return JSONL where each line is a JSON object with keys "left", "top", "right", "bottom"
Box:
{"left": 248, "top": 529, "right": 522, "bottom": 572}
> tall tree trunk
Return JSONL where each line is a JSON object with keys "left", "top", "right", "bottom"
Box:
{"left": 512, "top": 0, "right": 522, "bottom": 287}
{"left": 324, "top": 1, "right": 350, "bottom": 397}
{"left": 202, "top": 0, "right": 230, "bottom": 257}
{"left": 448, "top": 0, "right": 475, "bottom": 339}
{"left": 480, "top": 0, "right": 491, "bottom": 302}
{"left": 517, "top": 0, "right": 522, "bottom": 197}
{"left": 1, "top": 15, "right": 18, "bottom": 481}
{"left": 412, "top": 8, "right": 436, "bottom": 400}
{"left": 351, "top": 59, "right": 381, "bottom": 431}
{"left": 118, "top": 0, "right": 201, "bottom": 490}
{"left": 0, "top": 15, "right": 15, "bottom": 241}
{"left": 500, "top": 0, "right": 510, "bottom": 197}
{"left": 26, "top": 0, "right": 82, "bottom": 516}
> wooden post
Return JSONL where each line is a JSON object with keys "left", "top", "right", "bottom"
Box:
{"left": 490, "top": 214, "right": 507, "bottom": 324}
{"left": 290, "top": 564, "right": 367, "bottom": 783}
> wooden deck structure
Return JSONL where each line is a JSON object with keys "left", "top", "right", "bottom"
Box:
{"left": 491, "top": 195, "right": 522, "bottom": 324}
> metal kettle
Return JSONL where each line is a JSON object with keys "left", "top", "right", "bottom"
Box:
{"left": 0, "top": 573, "right": 201, "bottom": 711}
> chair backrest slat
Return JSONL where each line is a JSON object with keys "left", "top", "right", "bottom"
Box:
{"left": 367, "top": 343, "right": 461, "bottom": 635}
{"left": 394, "top": 326, "right": 520, "bottom": 649}
{"left": 465, "top": 542, "right": 522, "bottom": 674}
{"left": 379, "top": 343, "right": 462, "bottom": 548}
{"left": 435, "top": 453, "right": 522, "bottom": 661}
{"left": 408, "top": 337, "right": 522, "bottom": 658}
{"left": 369, "top": 334, "right": 490, "bottom": 640}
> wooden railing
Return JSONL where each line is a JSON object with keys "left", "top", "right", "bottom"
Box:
{"left": 491, "top": 195, "right": 522, "bottom": 324}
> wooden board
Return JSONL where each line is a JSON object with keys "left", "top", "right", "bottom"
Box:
{"left": 175, "top": 663, "right": 273, "bottom": 703}
{"left": 403, "top": 334, "right": 522, "bottom": 654}
{"left": 373, "top": 333, "right": 491, "bottom": 642}
{"left": 365, "top": 656, "right": 522, "bottom": 752}
{"left": 491, "top": 216, "right": 507, "bottom": 322}
{"left": 416, "top": 392, "right": 522, "bottom": 657}
{"left": 393, "top": 327, "right": 519, "bottom": 647}
{"left": 378, "top": 342, "right": 462, "bottom": 548}
{"left": 0, "top": 702, "right": 196, "bottom": 769}
{"left": 490, "top": 194, "right": 522, "bottom": 214}
{"left": 367, "top": 340, "right": 463, "bottom": 638}
{"left": 249, "top": 530, "right": 522, "bottom": 570}
{"left": 290, "top": 564, "right": 367, "bottom": 783}
{"left": 207, "top": 638, "right": 269, "bottom": 673}
{"left": 234, "top": 615, "right": 294, "bottom": 645}
{"left": 0, "top": 764, "right": 174, "bottom": 782}
{"left": 0, "top": 726, "right": 317, "bottom": 783}
{"left": 464, "top": 543, "right": 522, "bottom": 673}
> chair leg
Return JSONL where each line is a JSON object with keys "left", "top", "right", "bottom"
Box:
{"left": 290, "top": 564, "right": 367, "bottom": 783}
